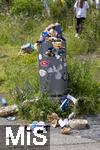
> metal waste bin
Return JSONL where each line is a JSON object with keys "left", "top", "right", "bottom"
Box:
{"left": 38, "top": 25, "right": 67, "bottom": 96}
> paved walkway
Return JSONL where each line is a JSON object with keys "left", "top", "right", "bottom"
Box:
{"left": 50, "top": 125, "right": 100, "bottom": 150}
{"left": 50, "top": 115, "right": 100, "bottom": 150}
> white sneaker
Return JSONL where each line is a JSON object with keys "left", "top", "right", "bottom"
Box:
{"left": 75, "top": 33, "right": 79, "bottom": 38}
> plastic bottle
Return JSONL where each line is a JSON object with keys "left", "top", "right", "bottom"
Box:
{"left": 0, "top": 97, "right": 7, "bottom": 106}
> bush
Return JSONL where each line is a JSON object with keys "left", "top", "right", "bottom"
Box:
{"left": 82, "top": 10, "right": 100, "bottom": 52}
{"left": 76, "top": 96, "right": 99, "bottom": 115}
{"left": 13, "top": 92, "right": 60, "bottom": 121}
{"left": 49, "top": 0, "right": 74, "bottom": 21}
{"left": 68, "top": 57, "right": 98, "bottom": 96}
{"left": 11, "top": 0, "right": 43, "bottom": 17}
{"left": 0, "top": 0, "right": 12, "bottom": 13}
{"left": 67, "top": 56, "right": 100, "bottom": 115}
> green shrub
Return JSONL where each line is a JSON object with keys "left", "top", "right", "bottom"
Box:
{"left": 49, "top": 1, "right": 74, "bottom": 28}
{"left": 82, "top": 11, "right": 100, "bottom": 52}
{"left": 16, "top": 93, "right": 60, "bottom": 121}
{"left": 11, "top": 0, "right": 43, "bottom": 17}
{"left": 67, "top": 56, "right": 100, "bottom": 115}
{"left": 68, "top": 57, "right": 98, "bottom": 96}
{"left": 0, "top": 0, "right": 12, "bottom": 13}
{"left": 76, "top": 96, "right": 99, "bottom": 115}
{"left": 50, "top": 1, "right": 67, "bottom": 21}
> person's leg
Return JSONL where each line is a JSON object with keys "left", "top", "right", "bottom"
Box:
{"left": 80, "top": 17, "right": 85, "bottom": 33}
{"left": 75, "top": 18, "right": 81, "bottom": 37}
{"left": 76, "top": 18, "right": 81, "bottom": 34}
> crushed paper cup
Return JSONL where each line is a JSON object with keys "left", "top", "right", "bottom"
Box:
{"left": 61, "top": 127, "right": 71, "bottom": 135}
{"left": 48, "top": 113, "right": 58, "bottom": 128}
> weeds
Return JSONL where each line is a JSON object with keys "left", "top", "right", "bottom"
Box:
{"left": 67, "top": 56, "right": 100, "bottom": 115}
{"left": 16, "top": 93, "right": 60, "bottom": 121}
{"left": 82, "top": 10, "right": 100, "bottom": 52}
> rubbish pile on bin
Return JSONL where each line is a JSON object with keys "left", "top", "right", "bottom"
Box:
{"left": 38, "top": 23, "right": 66, "bottom": 61}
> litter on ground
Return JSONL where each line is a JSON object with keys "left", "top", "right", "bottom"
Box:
{"left": 20, "top": 43, "right": 34, "bottom": 54}
{"left": 0, "top": 104, "right": 18, "bottom": 117}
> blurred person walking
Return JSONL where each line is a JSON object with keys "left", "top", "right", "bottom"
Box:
{"left": 74, "top": 0, "right": 89, "bottom": 38}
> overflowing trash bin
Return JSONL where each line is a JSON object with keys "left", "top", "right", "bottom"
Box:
{"left": 37, "top": 23, "right": 68, "bottom": 96}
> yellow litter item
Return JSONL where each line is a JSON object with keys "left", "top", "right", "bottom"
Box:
{"left": 34, "top": 43, "right": 38, "bottom": 51}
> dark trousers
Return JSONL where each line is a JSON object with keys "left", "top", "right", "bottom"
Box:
{"left": 76, "top": 17, "right": 85, "bottom": 34}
